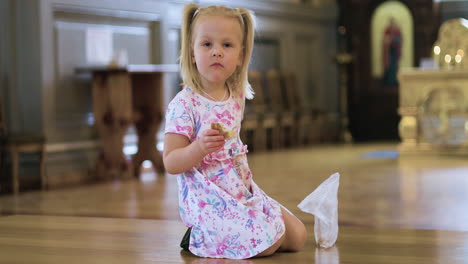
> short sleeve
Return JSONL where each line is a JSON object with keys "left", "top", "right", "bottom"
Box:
{"left": 164, "top": 94, "right": 195, "bottom": 140}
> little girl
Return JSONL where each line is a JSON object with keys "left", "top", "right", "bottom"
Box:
{"left": 163, "top": 3, "right": 307, "bottom": 259}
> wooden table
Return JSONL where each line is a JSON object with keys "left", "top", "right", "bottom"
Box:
{"left": 76, "top": 64, "right": 178, "bottom": 180}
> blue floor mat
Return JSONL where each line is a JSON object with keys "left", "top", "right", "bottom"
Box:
{"left": 361, "top": 150, "right": 399, "bottom": 159}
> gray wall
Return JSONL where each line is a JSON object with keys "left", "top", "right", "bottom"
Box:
{"left": 0, "top": 0, "right": 9, "bottom": 128}
{"left": 8, "top": 0, "right": 44, "bottom": 133}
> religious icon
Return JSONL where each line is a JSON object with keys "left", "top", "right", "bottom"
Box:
{"left": 382, "top": 17, "right": 402, "bottom": 87}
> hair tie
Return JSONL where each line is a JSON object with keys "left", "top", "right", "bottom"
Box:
{"left": 235, "top": 8, "right": 245, "bottom": 26}
{"left": 193, "top": 7, "right": 201, "bottom": 18}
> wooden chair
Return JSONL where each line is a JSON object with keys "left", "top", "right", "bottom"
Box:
{"left": 0, "top": 96, "right": 46, "bottom": 194}
{"left": 280, "top": 72, "right": 299, "bottom": 146}
{"left": 265, "top": 69, "right": 288, "bottom": 149}
{"left": 241, "top": 71, "right": 267, "bottom": 152}
{"left": 281, "top": 72, "right": 316, "bottom": 146}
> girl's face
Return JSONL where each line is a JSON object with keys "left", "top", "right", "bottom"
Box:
{"left": 192, "top": 15, "right": 243, "bottom": 90}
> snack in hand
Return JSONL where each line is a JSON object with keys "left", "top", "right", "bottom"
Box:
{"left": 211, "top": 122, "right": 235, "bottom": 139}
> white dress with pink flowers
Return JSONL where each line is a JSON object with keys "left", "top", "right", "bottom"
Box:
{"left": 164, "top": 87, "right": 285, "bottom": 259}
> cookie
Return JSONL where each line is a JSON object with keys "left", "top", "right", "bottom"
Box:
{"left": 211, "top": 122, "right": 235, "bottom": 139}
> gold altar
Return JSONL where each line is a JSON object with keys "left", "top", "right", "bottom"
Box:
{"left": 398, "top": 18, "right": 468, "bottom": 155}
{"left": 398, "top": 69, "right": 468, "bottom": 154}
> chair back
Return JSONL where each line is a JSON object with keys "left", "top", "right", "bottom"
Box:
{"left": 266, "top": 69, "right": 284, "bottom": 112}
{"left": 281, "top": 72, "right": 300, "bottom": 112}
{"left": 247, "top": 71, "right": 266, "bottom": 113}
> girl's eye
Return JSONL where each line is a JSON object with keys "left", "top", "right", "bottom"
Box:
{"left": 203, "top": 42, "right": 211, "bottom": 47}
{"left": 223, "top": 43, "right": 232, "bottom": 47}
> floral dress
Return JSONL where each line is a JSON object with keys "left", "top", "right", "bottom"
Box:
{"left": 164, "top": 87, "right": 285, "bottom": 259}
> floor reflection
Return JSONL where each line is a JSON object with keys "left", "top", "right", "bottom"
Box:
{"left": 179, "top": 246, "right": 340, "bottom": 264}
{"left": 315, "top": 246, "right": 340, "bottom": 264}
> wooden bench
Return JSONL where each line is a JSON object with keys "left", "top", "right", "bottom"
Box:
{"left": 0, "top": 96, "right": 46, "bottom": 194}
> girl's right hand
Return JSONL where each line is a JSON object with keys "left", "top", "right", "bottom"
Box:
{"left": 197, "top": 129, "right": 225, "bottom": 155}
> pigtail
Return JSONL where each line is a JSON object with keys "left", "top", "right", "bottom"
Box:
{"left": 238, "top": 8, "right": 256, "bottom": 100}
{"left": 225, "top": 8, "right": 256, "bottom": 100}
{"left": 180, "top": 3, "right": 202, "bottom": 92}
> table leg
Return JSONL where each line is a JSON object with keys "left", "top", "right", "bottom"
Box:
{"left": 131, "top": 73, "right": 165, "bottom": 177}
{"left": 92, "top": 72, "right": 133, "bottom": 180}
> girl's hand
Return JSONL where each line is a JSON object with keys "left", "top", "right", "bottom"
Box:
{"left": 197, "top": 129, "right": 225, "bottom": 155}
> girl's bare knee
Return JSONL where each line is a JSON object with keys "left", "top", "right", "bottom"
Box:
{"left": 281, "top": 213, "right": 308, "bottom": 252}
{"left": 291, "top": 222, "right": 307, "bottom": 251}
{"left": 283, "top": 225, "right": 307, "bottom": 252}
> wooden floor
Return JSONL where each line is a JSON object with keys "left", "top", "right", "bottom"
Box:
{"left": 1, "top": 143, "right": 468, "bottom": 263}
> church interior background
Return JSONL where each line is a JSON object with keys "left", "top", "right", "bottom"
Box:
{"left": 1, "top": 0, "right": 468, "bottom": 262}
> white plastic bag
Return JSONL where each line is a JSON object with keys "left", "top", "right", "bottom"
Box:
{"left": 297, "top": 172, "right": 340, "bottom": 248}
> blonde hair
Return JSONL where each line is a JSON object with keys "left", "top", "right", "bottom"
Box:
{"left": 179, "top": 3, "right": 255, "bottom": 99}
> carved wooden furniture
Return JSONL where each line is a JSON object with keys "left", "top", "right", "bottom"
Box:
{"left": 398, "top": 69, "right": 468, "bottom": 154}
{"left": 281, "top": 72, "right": 314, "bottom": 146}
{"left": 334, "top": 52, "right": 353, "bottom": 143}
{"left": 77, "top": 64, "right": 178, "bottom": 180}
{"left": 263, "top": 69, "right": 283, "bottom": 149}
{"left": 265, "top": 69, "right": 293, "bottom": 148}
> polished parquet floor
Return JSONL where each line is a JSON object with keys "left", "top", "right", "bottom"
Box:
{"left": 1, "top": 143, "right": 468, "bottom": 263}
